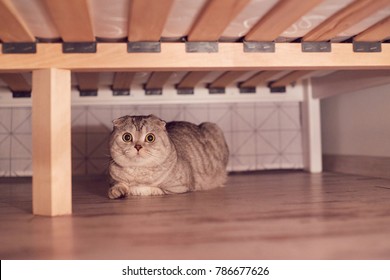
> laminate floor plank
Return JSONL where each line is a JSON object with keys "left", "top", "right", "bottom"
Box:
{"left": 1, "top": 171, "right": 390, "bottom": 259}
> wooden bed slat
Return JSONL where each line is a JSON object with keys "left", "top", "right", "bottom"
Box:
{"left": 176, "top": 71, "right": 210, "bottom": 89}
{"left": 303, "top": 0, "right": 390, "bottom": 42}
{"left": 76, "top": 73, "right": 100, "bottom": 91}
{"left": 188, "top": 0, "right": 250, "bottom": 41}
{"left": 270, "top": 71, "right": 313, "bottom": 88}
{"left": 354, "top": 16, "right": 390, "bottom": 42}
{"left": 209, "top": 71, "right": 247, "bottom": 88}
{"left": 239, "top": 71, "right": 282, "bottom": 88}
{"left": 112, "top": 72, "right": 135, "bottom": 90}
{"left": 0, "top": 0, "right": 35, "bottom": 42}
{"left": 245, "top": 0, "right": 323, "bottom": 42}
{"left": 0, "top": 73, "right": 31, "bottom": 92}
{"left": 128, "top": 0, "right": 174, "bottom": 42}
{"left": 145, "top": 72, "right": 173, "bottom": 89}
{"left": 43, "top": 0, "right": 94, "bottom": 42}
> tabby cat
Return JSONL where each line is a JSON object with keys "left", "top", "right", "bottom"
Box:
{"left": 108, "top": 114, "right": 229, "bottom": 198}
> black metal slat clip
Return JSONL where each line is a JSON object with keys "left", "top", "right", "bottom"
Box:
{"left": 243, "top": 40, "right": 275, "bottom": 53}
{"left": 78, "top": 89, "right": 98, "bottom": 97}
{"left": 2, "top": 42, "right": 36, "bottom": 54}
{"left": 63, "top": 42, "right": 97, "bottom": 53}
{"left": 144, "top": 88, "right": 163, "bottom": 95}
{"left": 269, "top": 86, "right": 286, "bottom": 93}
{"left": 353, "top": 41, "right": 381, "bottom": 52}
{"left": 208, "top": 87, "right": 225, "bottom": 94}
{"left": 127, "top": 42, "right": 161, "bottom": 53}
{"left": 237, "top": 82, "right": 256, "bottom": 94}
{"left": 176, "top": 88, "right": 194, "bottom": 95}
{"left": 239, "top": 88, "right": 256, "bottom": 94}
{"left": 112, "top": 89, "right": 130, "bottom": 96}
{"left": 12, "top": 91, "right": 32, "bottom": 98}
{"left": 301, "top": 41, "right": 331, "bottom": 52}
{"left": 268, "top": 82, "right": 286, "bottom": 93}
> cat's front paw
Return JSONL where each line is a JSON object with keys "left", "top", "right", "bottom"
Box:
{"left": 128, "top": 186, "right": 165, "bottom": 196}
{"left": 108, "top": 184, "right": 129, "bottom": 199}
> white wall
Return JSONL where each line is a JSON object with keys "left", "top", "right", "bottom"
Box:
{"left": 0, "top": 102, "right": 304, "bottom": 177}
{"left": 321, "top": 83, "right": 390, "bottom": 157}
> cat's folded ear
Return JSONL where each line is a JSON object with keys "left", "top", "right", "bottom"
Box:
{"left": 148, "top": 114, "right": 166, "bottom": 128}
{"left": 112, "top": 115, "right": 130, "bottom": 127}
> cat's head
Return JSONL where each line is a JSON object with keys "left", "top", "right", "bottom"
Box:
{"left": 110, "top": 114, "right": 172, "bottom": 168}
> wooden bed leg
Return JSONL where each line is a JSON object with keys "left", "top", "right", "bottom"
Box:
{"left": 32, "top": 69, "right": 72, "bottom": 216}
{"left": 301, "top": 79, "right": 322, "bottom": 173}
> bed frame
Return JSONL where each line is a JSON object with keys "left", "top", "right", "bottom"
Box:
{"left": 0, "top": 0, "right": 389, "bottom": 216}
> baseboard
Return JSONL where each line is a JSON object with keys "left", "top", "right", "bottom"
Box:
{"left": 323, "top": 154, "right": 390, "bottom": 179}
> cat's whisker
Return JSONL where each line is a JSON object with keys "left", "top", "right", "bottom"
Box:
{"left": 110, "top": 152, "right": 131, "bottom": 163}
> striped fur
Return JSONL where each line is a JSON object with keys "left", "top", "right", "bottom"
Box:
{"left": 108, "top": 115, "right": 229, "bottom": 198}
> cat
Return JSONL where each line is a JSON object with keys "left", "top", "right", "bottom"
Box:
{"left": 108, "top": 114, "right": 229, "bottom": 198}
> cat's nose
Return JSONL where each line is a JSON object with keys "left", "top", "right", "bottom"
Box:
{"left": 134, "top": 144, "right": 142, "bottom": 151}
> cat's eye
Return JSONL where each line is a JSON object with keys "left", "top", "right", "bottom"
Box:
{"left": 145, "top": 133, "right": 155, "bottom": 143}
{"left": 122, "top": 133, "right": 133, "bottom": 142}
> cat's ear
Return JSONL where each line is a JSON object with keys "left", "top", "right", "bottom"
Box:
{"left": 112, "top": 115, "right": 129, "bottom": 128}
{"left": 148, "top": 114, "right": 166, "bottom": 128}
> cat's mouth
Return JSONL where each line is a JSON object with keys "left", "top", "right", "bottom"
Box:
{"left": 134, "top": 151, "right": 145, "bottom": 159}
{"left": 122, "top": 150, "right": 144, "bottom": 160}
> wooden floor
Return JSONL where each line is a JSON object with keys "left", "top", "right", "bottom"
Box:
{"left": 1, "top": 171, "right": 390, "bottom": 260}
